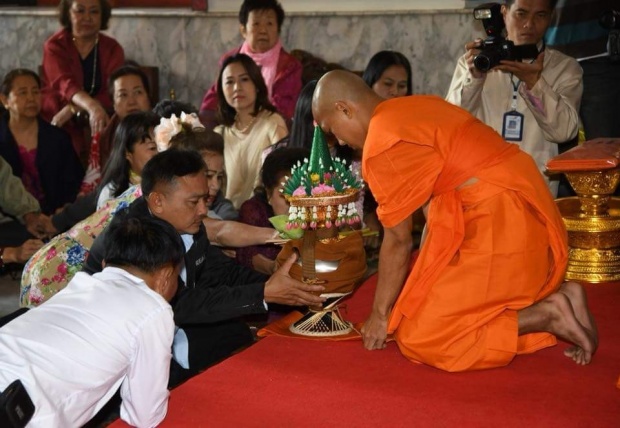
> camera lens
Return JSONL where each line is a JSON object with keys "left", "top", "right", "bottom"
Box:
{"left": 473, "top": 54, "right": 492, "bottom": 72}
{"left": 600, "top": 10, "right": 620, "bottom": 29}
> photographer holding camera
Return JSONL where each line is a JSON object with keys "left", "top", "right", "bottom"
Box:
{"left": 546, "top": 0, "right": 620, "bottom": 140}
{"left": 446, "top": 0, "right": 582, "bottom": 197}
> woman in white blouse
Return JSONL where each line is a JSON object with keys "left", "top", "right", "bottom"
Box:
{"left": 214, "top": 53, "right": 288, "bottom": 209}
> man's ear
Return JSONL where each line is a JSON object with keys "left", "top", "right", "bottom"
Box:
{"left": 147, "top": 191, "right": 164, "bottom": 214}
{"left": 0, "top": 94, "right": 7, "bottom": 108}
{"left": 239, "top": 24, "right": 247, "bottom": 39}
{"left": 335, "top": 101, "right": 353, "bottom": 118}
{"left": 500, "top": 4, "right": 507, "bottom": 19}
{"left": 153, "top": 265, "right": 177, "bottom": 299}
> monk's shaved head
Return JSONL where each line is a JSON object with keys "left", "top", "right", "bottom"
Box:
{"left": 312, "top": 70, "right": 383, "bottom": 150}
{"left": 312, "top": 70, "right": 374, "bottom": 115}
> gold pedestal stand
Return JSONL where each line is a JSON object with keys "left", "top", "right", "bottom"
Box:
{"left": 554, "top": 167, "right": 620, "bottom": 283}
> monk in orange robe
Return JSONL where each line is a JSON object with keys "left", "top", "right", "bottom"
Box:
{"left": 312, "top": 70, "right": 597, "bottom": 371}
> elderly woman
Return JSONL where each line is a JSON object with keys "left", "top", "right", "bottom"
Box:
{"left": 199, "top": 0, "right": 301, "bottom": 128}
{"left": 0, "top": 69, "right": 83, "bottom": 215}
{"left": 40, "top": 0, "right": 124, "bottom": 162}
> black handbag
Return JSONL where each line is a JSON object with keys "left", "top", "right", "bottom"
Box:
{"left": 0, "top": 380, "right": 34, "bottom": 428}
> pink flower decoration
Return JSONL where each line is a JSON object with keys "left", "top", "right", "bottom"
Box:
{"left": 311, "top": 183, "right": 335, "bottom": 196}
{"left": 292, "top": 186, "right": 307, "bottom": 197}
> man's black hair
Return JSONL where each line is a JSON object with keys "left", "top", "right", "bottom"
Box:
{"left": 504, "top": 0, "right": 558, "bottom": 10}
{"left": 140, "top": 149, "right": 206, "bottom": 196}
{"left": 104, "top": 215, "right": 184, "bottom": 273}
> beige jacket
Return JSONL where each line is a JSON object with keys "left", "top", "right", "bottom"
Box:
{"left": 446, "top": 48, "right": 583, "bottom": 196}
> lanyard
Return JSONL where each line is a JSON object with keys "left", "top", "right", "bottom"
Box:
{"left": 509, "top": 74, "right": 519, "bottom": 111}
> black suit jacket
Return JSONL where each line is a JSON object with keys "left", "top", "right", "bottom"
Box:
{"left": 82, "top": 197, "right": 269, "bottom": 325}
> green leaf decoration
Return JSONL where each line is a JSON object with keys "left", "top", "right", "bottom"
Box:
{"left": 269, "top": 215, "right": 304, "bottom": 239}
{"left": 281, "top": 126, "right": 362, "bottom": 200}
{"left": 308, "top": 126, "right": 334, "bottom": 179}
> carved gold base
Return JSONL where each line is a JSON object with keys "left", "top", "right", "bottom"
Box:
{"left": 556, "top": 197, "right": 620, "bottom": 283}
{"left": 565, "top": 248, "right": 620, "bottom": 283}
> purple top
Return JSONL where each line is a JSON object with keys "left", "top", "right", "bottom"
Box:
{"left": 18, "top": 145, "right": 45, "bottom": 205}
{"left": 235, "top": 195, "right": 281, "bottom": 270}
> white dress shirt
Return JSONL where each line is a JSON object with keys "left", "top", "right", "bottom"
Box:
{"left": 0, "top": 267, "right": 175, "bottom": 428}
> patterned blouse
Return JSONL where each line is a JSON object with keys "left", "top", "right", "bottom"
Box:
{"left": 20, "top": 185, "right": 142, "bottom": 307}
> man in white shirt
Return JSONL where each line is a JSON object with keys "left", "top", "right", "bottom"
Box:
{"left": 0, "top": 215, "right": 183, "bottom": 427}
{"left": 446, "top": 0, "right": 582, "bottom": 196}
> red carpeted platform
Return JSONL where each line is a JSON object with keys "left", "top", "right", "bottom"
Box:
{"left": 113, "top": 275, "right": 620, "bottom": 427}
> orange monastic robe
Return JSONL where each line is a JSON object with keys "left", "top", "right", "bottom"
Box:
{"left": 362, "top": 96, "right": 568, "bottom": 372}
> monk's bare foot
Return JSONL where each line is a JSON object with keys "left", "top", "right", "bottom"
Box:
{"left": 559, "top": 282, "right": 599, "bottom": 350}
{"left": 518, "top": 292, "right": 595, "bottom": 365}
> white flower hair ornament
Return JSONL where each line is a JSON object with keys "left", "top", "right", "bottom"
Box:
{"left": 154, "top": 112, "right": 205, "bottom": 152}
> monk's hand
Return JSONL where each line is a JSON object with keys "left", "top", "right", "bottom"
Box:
{"left": 361, "top": 310, "right": 389, "bottom": 350}
{"left": 263, "top": 254, "right": 327, "bottom": 307}
{"left": 496, "top": 51, "right": 545, "bottom": 90}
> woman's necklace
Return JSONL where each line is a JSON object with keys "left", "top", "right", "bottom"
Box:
{"left": 73, "top": 36, "right": 99, "bottom": 96}
{"left": 235, "top": 113, "right": 258, "bottom": 133}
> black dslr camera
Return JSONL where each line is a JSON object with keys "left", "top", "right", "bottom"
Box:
{"left": 472, "top": 3, "right": 539, "bottom": 72}
{"left": 600, "top": 10, "right": 620, "bottom": 62}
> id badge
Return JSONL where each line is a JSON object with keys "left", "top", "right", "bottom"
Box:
{"left": 502, "top": 111, "right": 524, "bottom": 141}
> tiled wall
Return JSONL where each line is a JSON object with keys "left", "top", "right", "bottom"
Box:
{"left": 0, "top": 8, "right": 484, "bottom": 108}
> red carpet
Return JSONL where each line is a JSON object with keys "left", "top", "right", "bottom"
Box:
{"left": 112, "top": 275, "right": 620, "bottom": 427}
